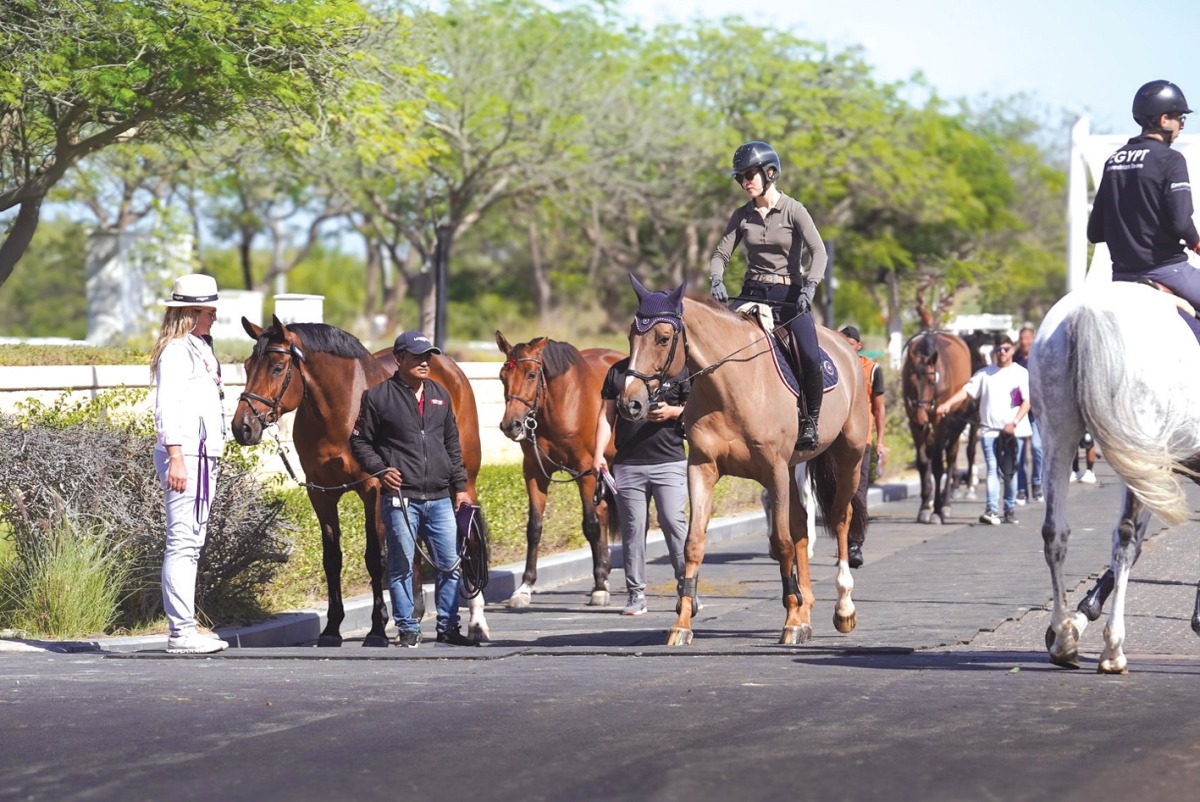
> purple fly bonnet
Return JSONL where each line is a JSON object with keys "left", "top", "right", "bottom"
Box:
{"left": 629, "top": 274, "right": 686, "bottom": 333}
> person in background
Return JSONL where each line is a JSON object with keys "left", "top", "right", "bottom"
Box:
{"left": 936, "top": 334, "right": 1031, "bottom": 526}
{"left": 1071, "top": 431, "right": 1098, "bottom": 484}
{"left": 151, "top": 273, "right": 229, "bottom": 655}
{"left": 349, "top": 330, "right": 477, "bottom": 648}
{"left": 593, "top": 329, "right": 691, "bottom": 616}
{"left": 839, "top": 325, "right": 887, "bottom": 568}
{"left": 1012, "top": 326, "right": 1043, "bottom": 504}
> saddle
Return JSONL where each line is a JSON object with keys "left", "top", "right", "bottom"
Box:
{"left": 733, "top": 301, "right": 837, "bottom": 397}
{"left": 1135, "top": 279, "right": 1200, "bottom": 344}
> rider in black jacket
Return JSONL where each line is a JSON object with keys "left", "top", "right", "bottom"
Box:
{"left": 1088, "top": 80, "right": 1200, "bottom": 310}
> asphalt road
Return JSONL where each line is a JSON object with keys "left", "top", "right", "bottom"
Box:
{"left": 4, "top": 461, "right": 1200, "bottom": 802}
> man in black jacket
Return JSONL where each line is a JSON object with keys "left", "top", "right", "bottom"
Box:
{"left": 1089, "top": 80, "right": 1200, "bottom": 319}
{"left": 349, "top": 330, "right": 476, "bottom": 647}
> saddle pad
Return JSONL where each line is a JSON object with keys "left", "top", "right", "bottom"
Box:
{"left": 737, "top": 301, "right": 838, "bottom": 397}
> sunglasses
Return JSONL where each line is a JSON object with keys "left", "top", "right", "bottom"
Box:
{"left": 734, "top": 168, "right": 760, "bottom": 184}
{"left": 997, "top": 345, "right": 1014, "bottom": 353}
{"left": 1170, "top": 112, "right": 1188, "bottom": 123}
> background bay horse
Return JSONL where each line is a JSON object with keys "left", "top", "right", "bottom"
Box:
{"left": 619, "top": 279, "right": 869, "bottom": 646}
{"left": 1033, "top": 282, "right": 1200, "bottom": 674}
{"left": 495, "top": 332, "right": 623, "bottom": 607}
{"left": 901, "top": 331, "right": 977, "bottom": 524}
{"left": 233, "top": 317, "right": 489, "bottom": 646}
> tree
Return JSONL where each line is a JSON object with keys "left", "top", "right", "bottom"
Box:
{"left": 0, "top": 0, "right": 368, "bottom": 288}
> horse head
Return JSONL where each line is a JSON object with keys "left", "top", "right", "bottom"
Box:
{"left": 496, "top": 331, "right": 550, "bottom": 442}
{"left": 903, "top": 332, "right": 941, "bottom": 429}
{"left": 620, "top": 275, "right": 687, "bottom": 421}
{"left": 233, "top": 314, "right": 307, "bottom": 445}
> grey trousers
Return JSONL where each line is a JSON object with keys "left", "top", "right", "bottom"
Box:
{"left": 155, "top": 449, "right": 220, "bottom": 637}
{"left": 613, "top": 460, "right": 688, "bottom": 595}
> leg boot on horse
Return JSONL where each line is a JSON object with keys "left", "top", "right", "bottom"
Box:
{"left": 787, "top": 316, "right": 823, "bottom": 451}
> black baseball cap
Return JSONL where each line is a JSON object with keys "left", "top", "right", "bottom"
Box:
{"left": 393, "top": 330, "right": 442, "bottom": 356}
{"left": 839, "top": 325, "right": 861, "bottom": 341}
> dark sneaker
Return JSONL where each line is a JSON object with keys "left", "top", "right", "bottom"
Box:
{"left": 847, "top": 542, "right": 864, "bottom": 569}
{"left": 1016, "top": 489, "right": 1027, "bottom": 506}
{"left": 391, "top": 630, "right": 421, "bottom": 648}
{"left": 436, "top": 627, "right": 479, "bottom": 646}
{"left": 1002, "top": 509, "right": 1019, "bottom": 524}
{"left": 1031, "top": 485, "right": 1044, "bottom": 503}
{"left": 978, "top": 511, "right": 1001, "bottom": 526}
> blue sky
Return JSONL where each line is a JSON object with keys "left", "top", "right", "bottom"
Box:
{"left": 617, "top": 0, "right": 1200, "bottom": 138}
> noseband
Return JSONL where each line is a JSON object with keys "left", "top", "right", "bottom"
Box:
{"left": 239, "top": 343, "right": 307, "bottom": 427}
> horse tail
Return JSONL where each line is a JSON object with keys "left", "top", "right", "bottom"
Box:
{"left": 1070, "top": 301, "right": 1191, "bottom": 525}
{"left": 808, "top": 450, "right": 868, "bottom": 544}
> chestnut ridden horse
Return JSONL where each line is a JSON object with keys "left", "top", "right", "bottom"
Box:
{"left": 1034, "top": 282, "right": 1200, "bottom": 673}
{"left": 619, "top": 278, "right": 869, "bottom": 646}
{"left": 495, "top": 332, "right": 623, "bottom": 607}
{"left": 233, "top": 317, "right": 489, "bottom": 646}
{"left": 901, "top": 331, "right": 977, "bottom": 524}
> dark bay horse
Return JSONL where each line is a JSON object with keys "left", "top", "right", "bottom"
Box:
{"left": 495, "top": 332, "right": 623, "bottom": 607}
{"left": 901, "top": 331, "right": 977, "bottom": 524}
{"left": 619, "top": 279, "right": 869, "bottom": 646}
{"left": 232, "top": 316, "right": 489, "bottom": 645}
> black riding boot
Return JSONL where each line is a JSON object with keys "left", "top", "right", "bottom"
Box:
{"left": 796, "top": 373, "right": 823, "bottom": 451}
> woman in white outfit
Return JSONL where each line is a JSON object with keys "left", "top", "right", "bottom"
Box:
{"left": 150, "top": 274, "right": 229, "bottom": 655}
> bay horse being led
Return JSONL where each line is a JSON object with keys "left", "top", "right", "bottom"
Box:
{"left": 1033, "top": 282, "right": 1200, "bottom": 673}
{"left": 902, "top": 331, "right": 977, "bottom": 524}
{"left": 233, "top": 317, "right": 489, "bottom": 645}
{"left": 620, "top": 278, "right": 869, "bottom": 646}
{"left": 495, "top": 332, "right": 623, "bottom": 607}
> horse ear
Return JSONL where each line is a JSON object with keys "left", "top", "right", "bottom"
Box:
{"left": 628, "top": 273, "right": 650, "bottom": 301}
{"left": 495, "top": 330, "right": 512, "bottom": 356}
{"left": 242, "top": 317, "right": 263, "bottom": 340}
{"left": 273, "top": 314, "right": 287, "bottom": 334}
{"left": 666, "top": 282, "right": 687, "bottom": 309}
{"left": 929, "top": 351, "right": 939, "bottom": 366}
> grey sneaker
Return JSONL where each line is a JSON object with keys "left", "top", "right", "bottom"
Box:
{"left": 622, "top": 593, "right": 647, "bottom": 616}
{"left": 978, "top": 511, "right": 1001, "bottom": 526}
{"left": 391, "top": 630, "right": 421, "bottom": 648}
{"left": 1002, "top": 509, "right": 1019, "bottom": 524}
{"left": 166, "top": 631, "right": 228, "bottom": 655}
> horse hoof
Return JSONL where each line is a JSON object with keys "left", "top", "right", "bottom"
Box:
{"left": 931, "top": 514, "right": 945, "bottom": 526}
{"left": 1046, "top": 621, "right": 1080, "bottom": 667}
{"left": 666, "top": 627, "right": 694, "bottom": 646}
{"left": 833, "top": 611, "right": 857, "bottom": 633}
{"left": 1098, "top": 658, "right": 1128, "bottom": 675}
{"left": 362, "top": 634, "right": 389, "bottom": 648}
{"left": 506, "top": 593, "right": 532, "bottom": 609}
{"left": 1192, "top": 616, "right": 1200, "bottom": 637}
{"left": 317, "top": 635, "right": 343, "bottom": 648}
{"left": 779, "top": 624, "right": 813, "bottom": 645}
{"left": 468, "top": 623, "right": 490, "bottom": 642}
{"left": 588, "top": 590, "right": 611, "bottom": 607}
{"left": 1044, "top": 625, "right": 1056, "bottom": 651}
{"left": 917, "top": 510, "right": 932, "bottom": 524}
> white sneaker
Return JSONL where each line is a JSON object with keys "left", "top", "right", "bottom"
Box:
{"left": 1069, "top": 472, "right": 1078, "bottom": 483}
{"left": 1079, "top": 470, "right": 1096, "bottom": 484}
{"left": 167, "top": 631, "right": 229, "bottom": 655}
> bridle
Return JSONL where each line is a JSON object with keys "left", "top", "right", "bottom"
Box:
{"left": 626, "top": 313, "right": 686, "bottom": 403}
{"left": 905, "top": 357, "right": 940, "bottom": 423}
{"left": 239, "top": 342, "right": 307, "bottom": 430}
{"left": 502, "top": 352, "right": 587, "bottom": 482}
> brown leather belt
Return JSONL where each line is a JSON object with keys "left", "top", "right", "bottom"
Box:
{"left": 746, "top": 273, "right": 792, "bottom": 286}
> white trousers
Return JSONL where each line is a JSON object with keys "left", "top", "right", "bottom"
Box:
{"left": 155, "top": 449, "right": 220, "bottom": 636}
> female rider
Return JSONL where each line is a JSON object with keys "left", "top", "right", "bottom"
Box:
{"left": 709, "top": 141, "right": 828, "bottom": 450}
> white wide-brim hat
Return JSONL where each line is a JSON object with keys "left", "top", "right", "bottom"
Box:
{"left": 162, "top": 274, "right": 220, "bottom": 307}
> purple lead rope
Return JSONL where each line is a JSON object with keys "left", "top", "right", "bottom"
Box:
{"left": 194, "top": 434, "right": 212, "bottom": 528}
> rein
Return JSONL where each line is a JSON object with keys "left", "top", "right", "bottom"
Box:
{"left": 505, "top": 355, "right": 595, "bottom": 483}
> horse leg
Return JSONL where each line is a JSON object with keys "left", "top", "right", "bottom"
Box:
{"left": 826, "top": 444, "right": 860, "bottom": 634}
{"left": 1099, "top": 489, "right": 1151, "bottom": 674}
{"left": 780, "top": 466, "right": 813, "bottom": 644}
{"left": 1042, "top": 413, "right": 1085, "bottom": 668}
{"left": 464, "top": 510, "right": 490, "bottom": 642}
{"left": 507, "top": 467, "right": 549, "bottom": 608}
{"left": 360, "top": 489, "right": 390, "bottom": 647}
{"left": 579, "top": 473, "right": 611, "bottom": 607}
{"left": 1192, "top": 584, "right": 1200, "bottom": 636}
{"left": 965, "top": 423, "right": 980, "bottom": 499}
{"left": 931, "top": 442, "right": 947, "bottom": 527}
{"left": 668, "top": 460, "right": 717, "bottom": 646}
{"left": 310, "top": 491, "right": 346, "bottom": 647}
{"left": 913, "top": 429, "right": 934, "bottom": 524}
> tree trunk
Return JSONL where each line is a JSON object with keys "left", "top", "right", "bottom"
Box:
{"left": 0, "top": 197, "right": 44, "bottom": 289}
{"left": 239, "top": 227, "right": 255, "bottom": 290}
{"left": 528, "top": 218, "right": 552, "bottom": 324}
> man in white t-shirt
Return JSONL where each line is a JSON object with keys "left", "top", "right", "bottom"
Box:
{"left": 937, "top": 334, "right": 1031, "bottom": 525}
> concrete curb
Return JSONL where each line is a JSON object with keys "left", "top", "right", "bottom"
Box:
{"left": 2, "top": 479, "right": 921, "bottom": 654}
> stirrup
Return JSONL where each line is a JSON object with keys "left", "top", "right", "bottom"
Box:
{"left": 796, "top": 416, "right": 819, "bottom": 450}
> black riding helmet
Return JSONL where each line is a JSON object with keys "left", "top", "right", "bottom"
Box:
{"left": 1132, "top": 80, "right": 1193, "bottom": 129}
{"left": 730, "top": 141, "right": 781, "bottom": 183}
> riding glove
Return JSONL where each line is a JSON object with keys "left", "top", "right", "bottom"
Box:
{"left": 709, "top": 275, "right": 729, "bottom": 303}
{"left": 797, "top": 279, "right": 819, "bottom": 312}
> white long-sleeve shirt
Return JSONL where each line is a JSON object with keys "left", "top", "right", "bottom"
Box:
{"left": 154, "top": 334, "right": 226, "bottom": 455}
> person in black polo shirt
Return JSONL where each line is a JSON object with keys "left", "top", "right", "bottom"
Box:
{"left": 593, "top": 359, "right": 691, "bottom": 616}
{"left": 1089, "top": 80, "right": 1200, "bottom": 327}
{"left": 349, "top": 330, "right": 477, "bottom": 647}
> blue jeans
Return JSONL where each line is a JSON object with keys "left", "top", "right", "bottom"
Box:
{"left": 981, "top": 432, "right": 1016, "bottom": 515}
{"left": 1017, "top": 419, "right": 1043, "bottom": 494}
{"left": 383, "top": 496, "right": 461, "bottom": 634}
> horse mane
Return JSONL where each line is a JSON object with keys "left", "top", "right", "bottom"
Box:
{"left": 253, "top": 322, "right": 371, "bottom": 360}
{"left": 527, "top": 338, "right": 582, "bottom": 379}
